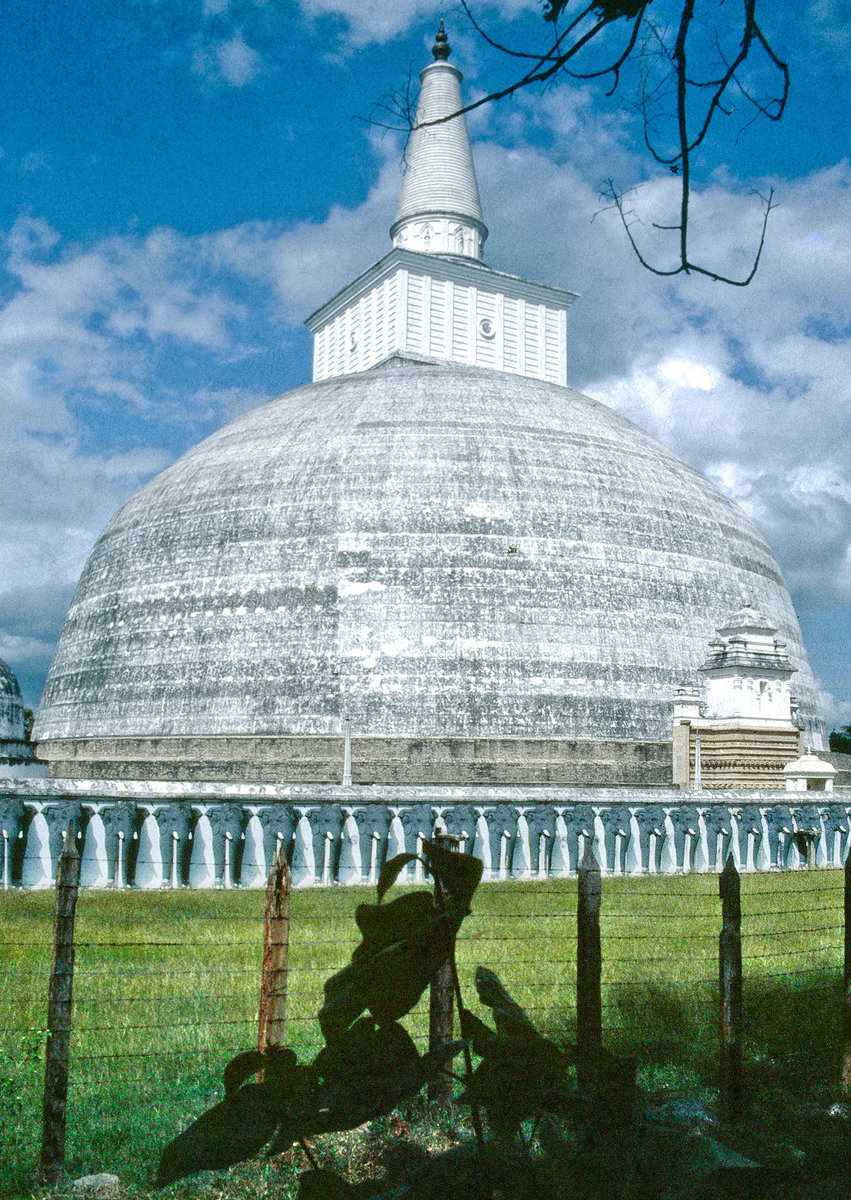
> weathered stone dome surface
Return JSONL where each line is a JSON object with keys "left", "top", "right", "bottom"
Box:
{"left": 0, "top": 658, "right": 25, "bottom": 743}
{"left": 34, "top": 357, "right": 822, "bottom": 748}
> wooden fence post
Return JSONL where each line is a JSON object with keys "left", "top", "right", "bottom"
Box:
{"left": 842, "top": 852, "right": 851, "bottom": 1093}
{"left": 258, "top": 842, "right": 290, "bottom": 1055}
{"left": 41, "top": 825, "right": 81, "bottom": 1186}
{"left": 719, "top": 854, "right": 743, "bottom": 1122}
{"left": 429, "top": 833, "right": 457, "bottom": 1109}
{"left": 577, "top": 846, "right": 602, "bottom": 1088}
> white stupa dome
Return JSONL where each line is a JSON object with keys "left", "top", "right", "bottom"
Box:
{"left": 33, "top": 27, "right": 823, "bottom": 782}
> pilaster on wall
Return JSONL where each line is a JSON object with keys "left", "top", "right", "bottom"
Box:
{"left": 672, "top": 724, "right": 691, "bottom": 789}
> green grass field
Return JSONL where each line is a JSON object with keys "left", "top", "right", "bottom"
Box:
{"left": 1, "top": 870, "right": 846, "bottom": 1198}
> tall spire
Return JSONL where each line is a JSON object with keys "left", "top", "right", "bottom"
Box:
{"left": 307, "top": 21, "right": 577, "bottom": 385}
{"left": 390, "top": 23, "right": 487, "bottom": 259}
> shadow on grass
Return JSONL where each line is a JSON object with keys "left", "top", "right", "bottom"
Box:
{"left": 6, "top": 973, "right": 850, "bottom": 1198}
{"left": 555, "top": 972, "right": 851, "bottom": 1181}
{"left": 2, "top": 1032, "right": 318, "bottom": 1198}
{"left": 735, "top": 973, "right": 851, "bottom": 1172}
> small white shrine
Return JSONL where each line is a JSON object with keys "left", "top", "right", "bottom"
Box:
{"left": 783, "top": 753, "right": 837, "bottom": 793}
{"left": 672, "top": 605, "right": 811, "bottom": 789}
{"left": 701, "top": 605, "right": 797, "bottom": 726}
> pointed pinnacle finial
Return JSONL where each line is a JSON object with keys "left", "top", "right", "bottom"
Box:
{"left": 391, "top": 19, "right": 487, "bottom": 258}
{"left": 432, "top": 19, "right": 450, "bottom": 60}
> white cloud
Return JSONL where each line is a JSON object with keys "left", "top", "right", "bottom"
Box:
{"left": 192, "top": 29, "right": 261, "bottom": 87}
{"left": 0, "top": 435, "right": 172, "bottom": 706}
{"left": 0, "top": 217, "right": 274, "bottom": 702}
{"left": 188, "top": 385, "right": 271, "bottom": 425}
{"left": 805, "top": 0, "right": 851, "bottom": 66}
{"left": 296, "top": 0, "right": 439, "bottom": 45}
{"left": 818, "top": 686, "right": 851, "bottom": 731}
{"left": 1, "top": 217, "right": 245, "bottom": 375}
{"left": 5, "top": 215, "right": 56, "bottom": 258}
{"left": 658, "top": 358, "right": 720, "bottom": 391}
{"left": 20, "top": 150, "right": 48, "bottom": 174}
{"left": 295, "top": 0, "right": 530, "bottom": 46}
{"left": 207, "top": 154, "right": 400, "bottom": 318}
{"left": 216, "top": 31, "right": 261, "bottom": 85}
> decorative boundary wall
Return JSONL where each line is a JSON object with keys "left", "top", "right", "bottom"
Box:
{"left": 2, "top": 779, "right": 850, "bottom": 889}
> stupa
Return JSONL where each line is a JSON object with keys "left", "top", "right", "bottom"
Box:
{"left": 33, "top": 25, "right": 824, "bottom": 786}
{"left": 0, "top": 657, "right": 37, "bottom": 771}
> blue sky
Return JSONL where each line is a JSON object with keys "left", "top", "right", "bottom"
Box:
{"left": 1, "top": 0, "right": 850, "bottom": 730}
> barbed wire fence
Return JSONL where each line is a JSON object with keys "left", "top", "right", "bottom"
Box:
{"left": 1, "top": 835, "right": 849, "bottom": 1193}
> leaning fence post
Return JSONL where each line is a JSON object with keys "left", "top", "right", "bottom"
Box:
{"left": 429, "top": 833, "right": 457, "bottom": 1110}
{"left": 842, "top": 852, "right": 851, "bottom": 1093}
{"left": 719, "top": 854, "right": 743, "bottom": 1122}
{"left": 577, "top": 846, "right": 602, "bottom": 1088}
{"left": 258, "top": 842, "right": 290, "bottom": 1055}
{"left": 41, "top": 824, "right": 81, "bottom": 1186}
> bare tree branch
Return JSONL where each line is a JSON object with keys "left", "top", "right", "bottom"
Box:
{"left": 601, "top": 179, "right": 775, "bottom": 285}
{"left": 409, "top": 1, "right": 789, "bottom": 285}
{"left": 366, "top": 64, "right": 418, "bottom": 134}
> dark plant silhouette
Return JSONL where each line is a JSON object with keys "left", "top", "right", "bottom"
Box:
{"left": 156, "top": 839, "right": 604, "bottom": 1197}
{"left": 155, "top": 840, "right": 804, "bottom": 1198}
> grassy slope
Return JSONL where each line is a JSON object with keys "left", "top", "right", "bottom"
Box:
{"left": 0, "top": 872, "right": 846, "bottom": 1197}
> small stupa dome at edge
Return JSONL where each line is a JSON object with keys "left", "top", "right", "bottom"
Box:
{"left": 0, "top": 658, "right": 26, "bottom": 744}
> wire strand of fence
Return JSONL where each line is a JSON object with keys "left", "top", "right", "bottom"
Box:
{"left": 4, "top": 859, "right": 849, "bottom": 1190}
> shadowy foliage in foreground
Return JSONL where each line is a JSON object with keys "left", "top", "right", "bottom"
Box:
{"left": 156, "top": 843, "right": 845, "bottom": 1199}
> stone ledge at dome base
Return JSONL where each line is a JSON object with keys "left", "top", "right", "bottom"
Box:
{"left": 6, "top": 777, "right": 850, "bottom": 804}
{"left": 36, "top": 734, "right": 673, "bottom": 787}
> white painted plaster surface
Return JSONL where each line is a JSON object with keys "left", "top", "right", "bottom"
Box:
{"left": 35, "top": 358, "right": 822, "bottom": 748}
{"left": 21, "top": 810, "right": 52, "bottom": 888}
{"left": 391, "top": 58, "right": 486, "bottom": 258}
